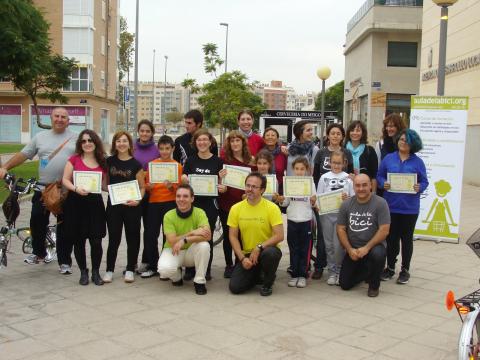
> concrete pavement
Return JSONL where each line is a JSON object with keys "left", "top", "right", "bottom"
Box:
{"left": 1, "top": 184, "right": 479, "bottom": 359}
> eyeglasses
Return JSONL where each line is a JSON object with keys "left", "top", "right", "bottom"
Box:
{"left": 81, "top": 138, "right": 94, "bottom": 144}
{"left": 245, "top": 184, "right": 261, "bottom": 190}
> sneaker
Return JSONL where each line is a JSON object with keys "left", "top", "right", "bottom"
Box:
{"left": 223, "top": 265, "right": 234, "bottom": 279}
{"left": 397, "top": 269, "right": 410, "bottom": 284}
{"left": 124, "top": 271, "right": 134, "bottom": 283}
{"left": 103, "top": 271, "right": 113, "bottom": 283}
{"left": 380, "top": 267, "right": 395, "bottom": 281}
{"left": 140, "top": 270, "right": 158, "bottom": 278}
{"left": 194, "top": 282, "right": 207, "bottom": 295}
{"left": 367, "top": 286, "right": 379, "bottom": 297}
{"left": 183, "top": 267, "right": 195, "bottom": 281}
{"left": 24, "top": 254, "right": 44, "bottom": 265}
{"left": 172, "top": 279, "right": 184, "bottom": 286}
{"left": 288, "top": 277, "right": 298, "bottom": 287}
{"left": 296, "top": 277, "right": 307, "bottom": 288}
{"left": 59, "top": 264, "right": 72, "bottom": 275}
{"left": 260, "top": 286, "right": 273, "bottom": 296}
{"left": 312, "top": 269, "right": 323, "bottom": 280}
{"left": 335, "top": 275, "right": 340, "bottom": 286}
{"left": 136, "top": 263, "right": 148, "bottom": 274}
{"left": 327, "top": 274, "right": 337, "bottom": 286}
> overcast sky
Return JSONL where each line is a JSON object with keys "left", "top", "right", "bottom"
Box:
{"left": 119, "top": 0, "right": 365, "bottom": 94}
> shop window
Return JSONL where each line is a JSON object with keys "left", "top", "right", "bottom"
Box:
{"left": 387, "top": 42, "right": 417, "bottom": 67}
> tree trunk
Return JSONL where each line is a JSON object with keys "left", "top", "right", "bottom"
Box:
{"left": 30, "top": 93, "right": 51, "bottom": 130}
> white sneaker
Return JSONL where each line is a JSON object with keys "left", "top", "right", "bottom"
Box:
{"left": 335, "top": 275, "right": 340, "bottom": 286}
{"left": 140, "top": 270, "right": 158, "bottom": 278}
{"left": 288, "top": 277, "right": 298, "bottom": 287}
{"left": 59, "top": 264, "right": 72, "bottom": 275}
{"left": 327, "top": 274, "right": 337, "bottom": 286}
{"left": 136, "top": 263, "right": 148, "bottom": 274}
{"left": 296, "top": 277, "right": 307, "bottom": 288}
{"left": 124, "top": 271, "right": 134, "bottom": 283}
{"left": 103, "top": 271, "right": 113, "bottom": 283}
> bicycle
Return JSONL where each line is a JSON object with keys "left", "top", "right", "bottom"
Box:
{"left": 0, "top": 174, "right": 56, "bottom": 269}
{"left": 212, "top": 216, "right": 223, "bottom": 247}
{"left": 446, "top": 227, "right": 480, "bottom": 359}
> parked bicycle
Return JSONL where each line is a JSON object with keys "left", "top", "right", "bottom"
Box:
{"left": 446, "top": 227, "right": 480, "bottom": 359}
{"left": 0, "top": 174, "right": 56, "bottom": 269}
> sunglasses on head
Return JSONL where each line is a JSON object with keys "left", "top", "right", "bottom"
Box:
{"left": 81, "top": 138, "right": 94, "bottom": 144}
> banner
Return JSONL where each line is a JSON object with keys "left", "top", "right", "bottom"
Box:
{"left": 410, "top": 96, "right": 468, "bottom": 243}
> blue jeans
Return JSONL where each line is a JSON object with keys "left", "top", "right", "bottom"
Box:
{"left": 287, "top": 220, "right": 312, "bottom": 278}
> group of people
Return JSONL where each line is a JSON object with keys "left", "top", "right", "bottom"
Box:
{"left": 0, "top": 107, "right": 428, "bottom": 298}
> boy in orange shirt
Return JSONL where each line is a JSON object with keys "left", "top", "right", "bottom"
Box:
{"left": 140, "top": 135, "right": 183, "bottom": 278}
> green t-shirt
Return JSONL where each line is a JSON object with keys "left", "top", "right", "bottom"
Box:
{"left": 163, "top": 207, "right": 209, "bottom": 249}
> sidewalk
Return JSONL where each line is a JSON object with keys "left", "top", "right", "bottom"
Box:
{"left": 0, "top": 184, "right": 479, "bottom": 359}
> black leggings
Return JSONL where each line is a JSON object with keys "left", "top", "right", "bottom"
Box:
{"left": 386, "top": 213, "right": 419, "bottom": 271}
{"left": 106, "top": 203, "right": 141, "bottom": 272}
{"left": 74, "top": 237, "right": 103, "bottom": 271}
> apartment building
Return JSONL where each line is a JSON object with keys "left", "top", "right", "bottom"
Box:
{"left": 0, "top": 0, "right": 119, "bottom": 143}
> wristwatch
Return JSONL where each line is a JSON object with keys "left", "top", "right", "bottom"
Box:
{"left": 183, "top": 237, "right": 188, "bottom": 245}
{"left": 257, "top": 244, "right": 264, "bottom": 251}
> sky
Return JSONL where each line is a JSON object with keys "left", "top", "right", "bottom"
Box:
{"left": 119, "top": 0, "right": 366, "bottom": 94}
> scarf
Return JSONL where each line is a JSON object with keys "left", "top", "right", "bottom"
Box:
{"left": 288, "top": 140, "right": 314, "bottom": 157}
{"left": 381, "top": 136, "right": 396, "bottom": 157}
{"left": 264, "top": 145, "right": 282, "bottom": 173}
{"left": 176, "top": 207, "right": 193, "bottom": 219}
{"left": 346, "top": 141, "right": 365, "bottom": 172}
{"left": 239, "top": 128, "right": 253, "bottom": 139}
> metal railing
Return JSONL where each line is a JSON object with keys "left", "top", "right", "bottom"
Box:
{"left": 347, "top": 0, "right": 423, "bottom": 33}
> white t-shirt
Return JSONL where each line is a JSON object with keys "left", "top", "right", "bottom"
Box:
{"left": 317, "top": 171, "right": 355, "bottom": 197}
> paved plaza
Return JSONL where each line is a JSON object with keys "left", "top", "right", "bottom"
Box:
{"left": 1, "top": 184, "right": 479, "bottom": 359}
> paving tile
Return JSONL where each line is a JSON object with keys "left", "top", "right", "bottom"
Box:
{"left": 111, "top": 328, "right": 174, "bottom": 349}
{"left": 336, "top": 329, "right": 401, "bottom": 353}
{"left": 305, "top": 340, "right": 373, "bottom": 359}
{"left": 70, "top": 339, "right": 132, "bottom": 360}
{"left": 0, "top": 338, "right": 51, "bottom": 360}
{"left": 10, "top": 315, "right": 67, "bottom": 336}
{"left": 223, "top": 338, "right": 298, "bottom": 359}
{"left": 0, "top": 325, "right": 25, "bottom": 343}
{"left": 153, "top": 316, "right": 216, "bottom": 337}
{"left": 35, "top": 326, "right": 99, "bottom": 348}
{"left": 258, "top": 310, "right": 317, "bottom": 328}
{"left": 365, "top": 319, "right": 425, "bottom": 340}
{"left": 143, "top": 339, "right": 214, "bottom": 360}
{"left": 96, "top": 300, "right": 149, "bottom": 316}
{"left": 407, "top": 329, "right": 458, "bottom": 352}
{"left": 296, "top": 320, "right": 356, "bottom": 340}
{"left": 381, "top": 341, "right": 449, "bottom": 360}
{"left": 388, "top": 309, "right": 446, "bottom": 329}
{"left": 189, "top": 328, "right": 249, "bottom": 350}
{"left": 86, "top": 317, "right": 143, "bottom": 336}
{"left": 123, "top": 308, "right": 178, "bottom": 326}
{"left": 324, "top": 311, "right": 382, "bottom": 329}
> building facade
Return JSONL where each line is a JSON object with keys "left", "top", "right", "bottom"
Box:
{"left": 343, "top": 0, "right": 423, "bottom": 140}
{"left": 419, "top": 1, "right": 480, "bottom": 185}
{"left": 0, "top": 0, "right": 119, "bottom": 143}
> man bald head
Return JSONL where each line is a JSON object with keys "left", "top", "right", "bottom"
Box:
{"left": 353, "top": 174, "right": 372, "bottom": 203}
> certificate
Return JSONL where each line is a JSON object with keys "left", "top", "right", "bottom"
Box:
{"left": 73, "top": 171, "right": 102, "bottom": 194}
{"left": 264, "top": 175, "right": 277, "bottom": 196}
{"left": 283, "top": 176, "right": 313, "bottom": 197}
{"left": 108, "top": 180, "right": 142, "bottom": 205}
{"left": 222, "top": 164, "right": 251, "bottom": 190}
{"left": 188, "top": 175, "right": 218, "bottom": 196}
{"left": 317, "top": 189, "right": 343, "bottom": 215}
{"left": 148, "top": 162, "right": 178, "bottom": 183}
{"left": 387, "top": 173, "right": 417, "bottom": 194}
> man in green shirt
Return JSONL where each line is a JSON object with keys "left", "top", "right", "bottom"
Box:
{"left": 158, "top": 184, "right": 211, "bottom": 295}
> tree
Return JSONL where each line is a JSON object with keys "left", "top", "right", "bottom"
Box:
{"left": 202, "top": 43, "right": 224, "bottom": 78}
{"left": 118, "top": 16, "right": 134, "bottom": 83}
{"left": 165, "top": 111, "right": 184, "bottom": 125}
{"left": 0, "top": 0, "right": 76, "bottom": 129}
{"left": 315, "top": 80, "right": 344, "bottom": 119}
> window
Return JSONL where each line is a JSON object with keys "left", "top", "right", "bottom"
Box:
{"left": 387, "top": 42, "right": 417, "bottom": 67}
{"left": 64, "top": 66, "right": 90, "bottom": 92}
{"left": 102, "top": 0, "right": 106, "bottom": 20}
{"left": 100, "top": 70, "right": 105, "bottom": 90}
{"left": 101, "top": 35, "right": 105, "bottom": 55}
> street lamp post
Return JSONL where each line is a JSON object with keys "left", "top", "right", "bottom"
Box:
{"left": 162, "top": 55, "right": 168, "bottom": 126}
{"left": 220, "top": 22, "right": 228, "bottom": 73}
{"left": 433, "top": 0, "right": 458, "bottom": 96}
{"left": 133, "top": 0, "right": 139, "bottom": 130}
{"left": 152, "top": 49, "right": 155, "bottom": 122}
{"left": 316, "top": 66, "right": 331, "bottom": 148}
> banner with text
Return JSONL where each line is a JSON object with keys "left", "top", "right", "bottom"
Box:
{"left": 410, "top": 96, "right": 468, "bottom": 243}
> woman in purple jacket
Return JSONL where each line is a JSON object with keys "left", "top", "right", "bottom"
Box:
{"left": 133, "top": 120, "right": 159, "bottom": 273}
{"left": 376, "top": 129, "right": 428, "bottom": 285}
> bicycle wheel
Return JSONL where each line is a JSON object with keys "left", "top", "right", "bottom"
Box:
{"left": 22, "top": 236, "right": 33, "bottom": 254}
{"left": 0, "top": 247, "right": 7, "bottom": 268}
{"left": 212, "top": 217, "right": 223, "bottom": 247}
{"left": 459, "top": 308, "right": 480, "bottom": 360}
{"left": 44, "top": 226, "right": 57, "bottom": 263}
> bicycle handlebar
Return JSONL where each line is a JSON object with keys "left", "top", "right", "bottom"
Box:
{"left": 4, "top": 174, "right": 47, "bottom": 195}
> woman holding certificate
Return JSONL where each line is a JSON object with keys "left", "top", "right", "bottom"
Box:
{"left": 219, "top": 130, "right": 255, "bottom": 278}
{"left": 103, "top": 131, "right": 145, "bottom": 284}
{"left": 376, "top": 129, "right": 428, "bottom": 285}
{"left": 62, "top": 130, "right": 107, "bottom": 286}
{"left": 182, "top": 129, "right": 226, "bottom": 280}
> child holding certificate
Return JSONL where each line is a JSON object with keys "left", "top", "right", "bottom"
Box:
{"left": 141, "top": 135, "right": 183, "bottom": 279}
{"left": 103, "top": 131, "right": 145, "bottom": 284}
{"left": 278, "top": 157, "right": 316, "bottom": 288}
{"left": 317, "top": 150, "right": 354, "bottom": 286}
{"left": 62, "top": 130, "right": 107, "bottom": 286}
{"left": 254, "top": 150, "right": 278, "bottom": 202}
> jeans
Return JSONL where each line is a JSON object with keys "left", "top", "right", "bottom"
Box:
{"left": 287, "top": 220, "right": 311, "bottom": 278}
{"left": 229, "top": 247, "right": 282, "bottom": 294}
{"left": 386, "top": 213, "right": 419, "bottom": 271}
{"left": 339, "top": 244, "right": 386, "bottom": 291}
{"left": 106, "top": 203, "right": 141, "bottom": 272}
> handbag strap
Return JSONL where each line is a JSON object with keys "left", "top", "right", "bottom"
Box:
{"left": 48, "top": 135, "right": 75, "bottom": 161}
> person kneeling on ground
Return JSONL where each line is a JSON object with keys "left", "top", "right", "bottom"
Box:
{"left": 228, "top": 172, "right": 284, "bottom": 296}
{"left": 158, "top": 184, "right": 211, "bottom": 295}
{"left": 336, "top": 174, "right": 390, "bottom": 297}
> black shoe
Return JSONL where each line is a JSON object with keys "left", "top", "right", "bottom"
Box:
{"left": 397, "top": 269, "right": 410, "bottom": 284}
{"left": 380, "top": 267, "right": 395, "bottom": 281}
{"left": 205, "top": 271, "right": 212, "bottom": 281}
{"left": 79, "top": 269, "right": 89, "bottom": 286}
{"left": 367, "top": 286, "right": 379, "bottom": 297}
{"left": 172, "top": 279, "right": 184, "bottom": 286}
{"left": 260, "top": 286, "right": 273, "bottom": 296}
{"left": 223, "top": 265, "right": 234, "bottom": 279}
{"left": 194, "top": 282, "right": 207, "bottom": 295}
{"left": 312, "top": 269, "right": 323, "bottom": 280}
{"left": 91, "top": 269, "right": 104, "bottom": 286}
{"left": 183, "top": 267, "right": 195, "bottom": 281}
